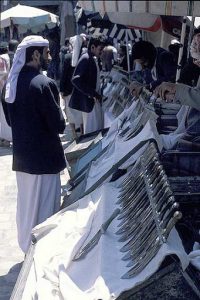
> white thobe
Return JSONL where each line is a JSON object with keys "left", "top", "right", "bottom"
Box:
{"left": 82, "top": 57, "right": 103, "bottom": 134}
{"left": 16, "top": 172, "right": 61, "bottom": 253}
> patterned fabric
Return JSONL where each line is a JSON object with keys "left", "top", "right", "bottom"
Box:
{"left": 190, "top": 33, "right": 200, "bottom": 60}
{"left": 86, "top": 20, "right": 141, "bottom": 43}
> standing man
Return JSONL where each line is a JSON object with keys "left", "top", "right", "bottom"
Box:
{"left": 8, "top": 39, "right": 19, "bottom": 67}
{"left": 0, "top": 41, "right": 11, "bottom": 146}
{"left": 60, "top": 48, "right": 77, "bottom": 139}
{"left": 4, "top": 35, "right": 66, "bottom": 253}
{"left": 69, "top": 36, "right": 106, "bottom": 134}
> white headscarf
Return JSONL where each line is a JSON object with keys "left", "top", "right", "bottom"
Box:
{"left": 70, "top": 34, "right": 86, "bottom": 67}
{"left": 5, "top": 35, "right": 49, "bottom": 103}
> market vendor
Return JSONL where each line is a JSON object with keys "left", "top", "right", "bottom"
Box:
{"left": 154, "top": 81, "right": 200, "bottom": 111}
{"left": 131, "top": 40, "right": 177, "bottom": 91}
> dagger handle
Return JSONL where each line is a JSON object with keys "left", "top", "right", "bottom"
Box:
{"left": 101, "top": 208, "right": 120, "bottom": 233}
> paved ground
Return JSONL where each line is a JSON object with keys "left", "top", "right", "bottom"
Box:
{"left": 0, "top": 146, "right": 23, "bottom": 300}
{"left": 0, "top": 125, "right": 72, "bottom": 300}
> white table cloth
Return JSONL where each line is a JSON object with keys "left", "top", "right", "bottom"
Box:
{"left": 21, "top": 177, "right": 189, "bottom": 300}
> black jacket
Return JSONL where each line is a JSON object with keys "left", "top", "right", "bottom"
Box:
{"left": 59, "top": 53, "right": 75, "bottom": 96}
{"left": 4, "top": 65, "right": 66, "bottom": 174}
{"left": 178, "top": 58, "right": 200, "bottom": 87}
{"left": 69, "top": 52, "right": 99, "bottom": 113}
{"left": 150, "top": 47, "right": 177, "bottom": 90}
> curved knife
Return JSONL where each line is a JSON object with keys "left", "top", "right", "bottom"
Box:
{"left": 72, "top": 208, "right": 120, "bottom": 261}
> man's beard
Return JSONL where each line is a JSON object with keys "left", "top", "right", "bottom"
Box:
{"left": 39, "top": 55, "right": 48, "bottom": 71}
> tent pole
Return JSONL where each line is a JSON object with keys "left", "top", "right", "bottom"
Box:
{"left": 176, "top": 16, "right": 187, "bottom": 82}
{"left": 187, "top": 17, "right": 195, "bottom": 59}
{"left": 160, "top": 30, "right": 165, "bottom": 48}
{"left": 125, "top": 29, "right": 131, "bottom": 74}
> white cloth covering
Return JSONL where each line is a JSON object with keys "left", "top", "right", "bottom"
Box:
{"left": 0, "top": 101, "right": 12, "bottom": 141}
{"left": 86, "top": 119, "right": 162, "bottom": 190}
{"left": 0, "top": 53, "right": 10, "bottom": 91}
{"left": 0, "top": 53, "right": 10, "bottom": 70}
{"left": 82, "top": 101, "right": 103, "bottom": 134}
{"left": 16, "top": 171, "right": 61, "bottom": 253}
{"left": 70, "top": 34, "right": 86, "bottom": 67}
{"left": 82, "top": 57, "right": 103, "bottom": 134}
{"left": 160, "top": 105, "right": 189, "bottom": 150}
{"left": 102, "top": 99, "right": 142, "bottom": 148}
{"left": 21, "top": 179, "right": 189, "bottom": 300}
{"left": 0, "top": 53, "right": 12, "bottom": 141}
{"left": 188, "top": 239, "right": 200, "bottom": 271}
{"left": 104, "top": 101, "right": 116, "bottom": 128}
{"left": 5, "top": 35, "right": 49, "bottom": 103}
{"left": 63, "top": 95, "right": 83, "bottom": 127}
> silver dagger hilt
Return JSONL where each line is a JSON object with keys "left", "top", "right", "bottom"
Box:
{"left": 101, "top": 208, "right": 121, "bottom": 234}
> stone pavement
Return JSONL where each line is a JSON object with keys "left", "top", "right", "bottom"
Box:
{"left": 0, "top": 125, "right": 73, "bottom": 300}
{"left": 0, "top": 146, "right": 23, "bottom": 300}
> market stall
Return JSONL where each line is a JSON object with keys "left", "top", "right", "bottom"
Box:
{"left": 11, "top": 82, "right": 200, "bottom": 299}
{"left": 10, "top": 2, "right": 200, "bottom": 299}
{"left": 0, "top": 4, "right": 59, "bottom": 38}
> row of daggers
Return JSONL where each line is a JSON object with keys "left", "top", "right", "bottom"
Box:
{"left": 116, "top": 143, "right": 182, "bottom": 278}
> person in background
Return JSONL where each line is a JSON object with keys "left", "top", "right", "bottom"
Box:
{"left": 8, "top": 39, "right": 19, "bottom": 67}
{"left": 118, "top": 45, "right": 129, "bottom": 71}
{"left": 168, "top": 42, "right": 181, "bottom": 65}
{"left": 60, "top": 34, "right": 87, "bottom": 137}
{"left": 3, "top": 35, "right": 66, "bottom": 253}
{"left": 70, "top": 33, "right": 88, "bottom": 67}
{"left": 47, "top": 31, "right": 60, "bottom": 80}
{"left": 101, "top": 40, "right": 117, "bottom": 72}
{"left": 131, "top": 40, "right": 177, "bottom": 91}
{"left": 80, "top": 33, "right": 89, "bottom": 55}
{"left": 0, "top": 42, "right": 10, "bottom": 94}
{"left": 59, "top": 38, "right": 72, "bottom": 75}
{"left": 178, "top": 33, "right": 200, "bottom": 87}
{"left": 69, "top": 36, "right": 106, "bottom": 134}
{"left": 154, "top": 81, "right": 200, "bottom": 111}
{"left": 60, "top": 36, "right": 83, "bottom": 139}
{"left": 154, "top": 81, "right": 200, "bottom": 147}
{"left": 0, "top": 41, "right": 11, "bottom": 146}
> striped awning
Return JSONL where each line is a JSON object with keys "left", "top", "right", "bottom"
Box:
{"left": 86, "top": 20, "right": 141, "bottom": 42}
{"left": 75, "top": 7, "right": 142, "bottom": 42}
{"left": 78, "top": 1, "right": 199, "bottom": 17}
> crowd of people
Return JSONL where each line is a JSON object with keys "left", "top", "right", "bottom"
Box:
{"left": 0, "top": 27, "right": 200, "bottom": 255}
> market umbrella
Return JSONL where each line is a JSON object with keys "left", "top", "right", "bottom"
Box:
{"left": 0, "top": 4, "right": 59, "bottom": 33}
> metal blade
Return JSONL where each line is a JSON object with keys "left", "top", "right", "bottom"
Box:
{"left": 72, "top": 208, "right": 120, "bottom": 261}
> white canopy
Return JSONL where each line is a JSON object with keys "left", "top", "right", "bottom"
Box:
{"left": 78, "top": 1, "right": 200, "bottom": 17}
{"left": 0, "top": 4, "right": 59, "bottom": 33}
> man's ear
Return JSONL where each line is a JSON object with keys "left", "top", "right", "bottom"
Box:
{"left": 32, "top": 49, "right": 40, "bottom": 61}
{"left": 91, "top": 45, "right": 95, "bottom": 51}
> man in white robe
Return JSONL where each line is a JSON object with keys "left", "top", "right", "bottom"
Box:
{"left": 4, "top": 36, "right": 66, "bottom": 253}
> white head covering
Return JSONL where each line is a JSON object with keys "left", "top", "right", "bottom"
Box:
{"left": 190, "top": 33, "right": 200, "bottom": 60}
{"left": 70, "top": 34, "right": 86, "bottom": 67}
{"left": 5, "top": 35, "right": 49, "bottom": 103}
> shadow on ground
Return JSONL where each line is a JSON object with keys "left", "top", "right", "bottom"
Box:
{"left": 0, "top": 262, "right": 23, "bottom": 300}
{"left": 0, "top": 146, "right": 12, "bottom": 157}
